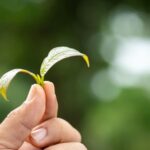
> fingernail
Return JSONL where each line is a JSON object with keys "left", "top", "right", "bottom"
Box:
{"left": 25, "top": 85, "right": 37, "bottom": 103}
{"left": 31, "top": 128, "right": 47, "bottom": 142}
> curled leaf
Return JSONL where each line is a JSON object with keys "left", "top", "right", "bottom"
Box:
{"left": 40, "top": 46, "right": 90, "bottom": 77}
{"left": 0, "top": 69, "right": 36, "bottom": 100}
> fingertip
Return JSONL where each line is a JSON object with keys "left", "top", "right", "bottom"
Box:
{"left": 26, "top": 84, "right": 36, "bottom": 101}
{"left": 44, "top": 81, "right": 55, "bottom": 93}
{"left": 44, "top": 81, "right": 54, "bottom": 86}
{"left": 34, "top": 84, "right": 45, "bottom": 98}
{"left": 26, "top": 84, "right": 45, "bottom": 101}
{"left": 75, "top": 130, "right": 82, "bottom": 142}
{"left": 33, "top": 84, "right": 44, "bottom": 92}
{"left": 25, "top": 84, "right": 46, "bottom": 115}
{"left": 44, "top": 80, "right": 53, "bottom": 83}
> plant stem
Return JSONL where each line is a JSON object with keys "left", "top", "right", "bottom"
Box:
{"left": 21, "top": 70, "right": 44, "bottom": 86}
{"left": 21, "top": 70, "right": 39, "bottom": 84}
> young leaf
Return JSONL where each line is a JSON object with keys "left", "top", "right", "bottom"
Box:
{"left": 40, "top": 46, "right": 90, "bottom": 77}
{"left": 0, "top": 69, "right": 36, "bottom": 100}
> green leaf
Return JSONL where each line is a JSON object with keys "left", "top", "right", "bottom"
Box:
{"left": 40, "top": 46, "right": 90, "bottom": 77}
{"left": 0, "top": 69, "right": 36, "bottom": 100}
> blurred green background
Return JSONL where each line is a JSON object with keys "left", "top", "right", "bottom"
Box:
{"left": 1, "top": 0, "right": 150, "bottom": 150}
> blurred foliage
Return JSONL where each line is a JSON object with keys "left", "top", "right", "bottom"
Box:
{"left": 1, "top": 0, "right": 150, "bottom": 150}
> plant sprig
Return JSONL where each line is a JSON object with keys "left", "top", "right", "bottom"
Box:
{"left": 0, "top": 46, "right": 90, "bottom": 100}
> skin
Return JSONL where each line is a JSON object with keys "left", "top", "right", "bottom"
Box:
{"left": 0, "top": 81, "right": 87, "bottom": 150}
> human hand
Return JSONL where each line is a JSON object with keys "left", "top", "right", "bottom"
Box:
{"left": 0, "top": 81, "right": 87, "bottom": 150}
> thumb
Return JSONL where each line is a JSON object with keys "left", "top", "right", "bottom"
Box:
{"left": 0, "top": 84, "right": 46, "bottom": 149}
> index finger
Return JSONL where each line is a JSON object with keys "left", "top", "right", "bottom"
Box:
{"left": 43, "top": 81, "right": 58, "bottom": 120}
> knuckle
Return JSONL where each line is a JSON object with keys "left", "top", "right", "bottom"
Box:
{"left": 53, "top": 118, "right": 67, "bottom": 129}
{"left": 6, "top": 107, "right": 31, "bottom": 132}
{"left": 55, "top": 118, "right": 66, "bottom": 124}
{"left": 54, "top": 117, "right": 73, "bottom": 130}
{"left": 44, "top": 143, "right": 87, "bottom": 150}
{"left": 19, "top": 119, "right": 32, "bottom": 131}
{"left": 76, "top": 143, "right": 88, "bottom": 150}
{"left": 6, "top": 108, "right": 20, "bottom": 119}
{"left": 53, "top": 118, "right": 82, "bottom": 142}
{"left": 6, "top": 104, "right": 27, "bottom": 120}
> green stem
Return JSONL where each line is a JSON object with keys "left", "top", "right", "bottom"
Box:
{"left": 36, "top": 74, "right": 44, "bottom": 86}
{"left": 21, "top": 70, "right": 39, "bottom": 84}
{"left": 21, "top": 70, "right": 45, "bottom": 86}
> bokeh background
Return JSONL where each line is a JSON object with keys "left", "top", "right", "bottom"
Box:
{"left": 1, "top": 0, "right": 150, "bottom": 150}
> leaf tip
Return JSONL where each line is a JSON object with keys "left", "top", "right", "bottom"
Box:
{"left": 83, "top": 54, "right": 90, "bottom": 68}
{"left": 0, "top": 87, "right": 8, "bottom": 101}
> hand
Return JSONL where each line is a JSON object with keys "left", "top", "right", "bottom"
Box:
{"left": 0, "top": 81, "right": 87, "bottom": 150}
